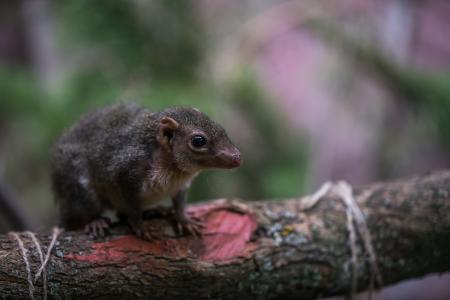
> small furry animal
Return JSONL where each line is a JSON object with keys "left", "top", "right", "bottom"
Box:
{"left": 51, "top": 102, "right": 241, "bottom": 239}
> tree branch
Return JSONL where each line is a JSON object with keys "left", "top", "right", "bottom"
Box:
{"left": 1, "top": 171, "right": 450, "bottom": 299}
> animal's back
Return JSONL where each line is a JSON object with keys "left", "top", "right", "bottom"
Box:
{"left": 50, "top": 102, "right": 150, "bottom": 227}
{"left": 56, "top": 102, "right": 144, "bottom": 148}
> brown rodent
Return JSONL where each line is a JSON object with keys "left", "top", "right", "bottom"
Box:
{"left": 51, "top": 102, "right": 240, "bottom": 239}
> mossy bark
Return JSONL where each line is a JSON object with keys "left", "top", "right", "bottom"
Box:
{"left": 1, "top": 171, "right": 450, "bottom": 299}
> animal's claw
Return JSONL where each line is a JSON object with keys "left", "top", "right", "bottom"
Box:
{"left": 85, "top": 218, "right": 110, "bottom": 238}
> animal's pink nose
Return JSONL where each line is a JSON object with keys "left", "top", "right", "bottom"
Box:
{"left": 219, "top": 148, "right": 241, "bottom": 168}
{"left": 230, "top": 153, "right": 241, "bottom": 167}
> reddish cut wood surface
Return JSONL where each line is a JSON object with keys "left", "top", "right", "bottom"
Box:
{"left": 65, "top": 205, "right": 258, "bottom": 264}
{"left": 200, "top": 209, "right": 257, "bottom": 260}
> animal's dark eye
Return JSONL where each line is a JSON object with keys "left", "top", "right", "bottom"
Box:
{"left": 191, "top": 135, "right": 207, "bottom": 148}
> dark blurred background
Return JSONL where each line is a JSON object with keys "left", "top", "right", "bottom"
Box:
{"left": 0, "top": 1, "right": 449, "bottom": 299}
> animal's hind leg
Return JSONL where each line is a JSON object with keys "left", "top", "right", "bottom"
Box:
{"left": 57, "top": 178, "right": 112, "bottom": 238}
{"left": 84, "top": 217, "right": 111, "bottom": 237}
{"left": 52, "top": 156, "right": 105, "bottom": 234}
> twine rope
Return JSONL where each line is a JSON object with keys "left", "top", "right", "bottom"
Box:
{"left": 9, "top": 227, "right": 62, "bottom": 300}
{"left": 302, "top": 181, "right": 383, "bottom": 299}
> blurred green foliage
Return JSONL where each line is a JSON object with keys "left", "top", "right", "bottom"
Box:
{"left": 55, "top": 0, "right": 201, "bottom": 81}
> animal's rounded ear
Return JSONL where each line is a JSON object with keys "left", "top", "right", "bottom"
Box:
{"left": 160, "top": 117, "right": 179, "bottom": 130}
{"left": 157, "top": 117, "right": 179, "bottom": 151}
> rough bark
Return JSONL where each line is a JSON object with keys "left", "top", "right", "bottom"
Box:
{"left": 1, "top": 171, "right": 450, "bottom": 300}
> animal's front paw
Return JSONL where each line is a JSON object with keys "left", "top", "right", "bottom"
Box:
{"left": 173, "top": 213, "right": 204, "bottom": 238}
{"left": 128, "top": 217, "right": 158, "bottom": 241}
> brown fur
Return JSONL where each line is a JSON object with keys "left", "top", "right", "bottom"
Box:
{"left": 51, "top": 102, "right": 240, "bottom": 239}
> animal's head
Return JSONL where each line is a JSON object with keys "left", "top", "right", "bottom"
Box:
{"left": 156, "top": 107, "right": 241, "bottom": 173}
